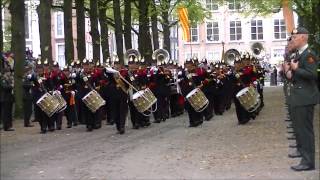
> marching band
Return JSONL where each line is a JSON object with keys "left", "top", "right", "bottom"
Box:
{"left": 1, "top": 48, "right": 265, "bottom": 134}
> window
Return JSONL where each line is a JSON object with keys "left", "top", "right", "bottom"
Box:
{"left": 274, "top": 19, "right": 286, "bottom": 40}
{"left": 56, "top": 12, "right": 64, "bottom": 37}
{"left": 251, "top": 20, "right": 263, "bottom": 40}
{"left": 207, "top": 21, "right": 219, "bottom": 42}
{"left": 57, "top": 44, "right": 65, "bottom": 67}
{"left": 228, "top": 0, "right": 241, "bottom": 10}
{"left": 230, "top": 21, "right": 242, "bottom": 41}
{"left": 273, "top": 49, "right": 284, "bottom": 58}
{"left": 185, "top": 52, "right": 199, "bottom": 60}
{"left": 190, "top": 25, "right": 199, "bottom": 42}
{"left": 206, "top": 0, "right": 219, "bottom": 11}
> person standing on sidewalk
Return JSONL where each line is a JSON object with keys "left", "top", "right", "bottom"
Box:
{"left": 283, "top": 27, "right": 319, "bottom": 171}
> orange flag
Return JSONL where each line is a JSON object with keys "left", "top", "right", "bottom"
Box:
{"left": 178, "top": 7, "right": 190, "bottom": 42}
{"left": 282, "top": 0, "right": 295, "bottom": 33}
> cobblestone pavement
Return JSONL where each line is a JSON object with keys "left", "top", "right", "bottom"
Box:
{"left": 1, "top": 87, "right": 319, "bottom": 180}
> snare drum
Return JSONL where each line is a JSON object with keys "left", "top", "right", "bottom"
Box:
{"left": 132, "top": 88, "right": 157, "bottom": 114}
{"left": 36, "top": 92, "right": 59, "bottom": 117}
{"left": 186, "top": 88, "right": 209, "bottom": 112}
{"left": 53, "top": 91, "right": 67, "bottom": 112}
{"left": 236, "top": 86, "right": 261, "bottom": 112}
{"left": 82, "top": 90, "right": 106, "bottom": 113}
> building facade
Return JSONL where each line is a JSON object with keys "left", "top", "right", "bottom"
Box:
{"left": 177, "top": 0, "right": 298, "bottom": 65}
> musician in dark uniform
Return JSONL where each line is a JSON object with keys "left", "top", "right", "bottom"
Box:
{"left": 233, "top": 58, "right": 251, "bottom": 125}
{"left": 0, "top": 63, "right": 15, "bottom": 131}
{"left": 60, "top": 66, "right": 78, "bottom": 128}
{"left": 22, "top": 63, "right": 34, "bottom": 127}
{"left": 32, "top": 60, "right": 49, "bottom": 133}
{"left": 104, "top": 66, "right": 129, "bottom": 134}
{"left": 178, "top": 60, "right": 203, "bottom": 127}
{"left": 284, "top": 27, "right": 319, "bottom": 171}
{"left": 128, "top": 67, "right": 151, "bottom": 129}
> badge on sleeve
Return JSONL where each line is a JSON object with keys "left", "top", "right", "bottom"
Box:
{"left": 307, "top": 56, "right": 315, "bottom": 64}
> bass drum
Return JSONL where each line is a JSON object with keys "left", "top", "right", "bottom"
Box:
{"left": 236, "top": 86, "right": 261, "bottom": 112}
{"left": 53, "top": 90, "right": 67, "bottom": 112}
{"left": 186, "top": 88, "right": 209, "bottom": 112}
{"left": 36, "top": 92, "right": 59, "bottom": 117}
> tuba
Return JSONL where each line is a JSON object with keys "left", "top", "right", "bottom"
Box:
{"left": 124, "top": 49, "right": 141, "bottom": 64}
{"left": 152, "top": 49, "right": 170, "bottom": 65}
{"left": 251, "top": 42, "right": 264, "bottom": 59}
{"left": 224, "top": 49, "right": 241, "bottom": 66}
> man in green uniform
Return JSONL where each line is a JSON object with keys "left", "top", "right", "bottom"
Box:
{"left": 283, "top": 27, "right": 319, "bottom": 171}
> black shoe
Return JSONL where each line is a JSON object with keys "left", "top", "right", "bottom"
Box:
{"left": 205, "top": 114, "right": 213, "bottom": 121}
{"left": 287, "top": 136, "right": 296, "bottom": 140}
{"left": 285, "top": 119, "right": 291, "bottom": 122}
{"left": 24, "top": 124, "right": 34, "bottom": 127}
{"left": 87, "top": 128, "right": 93, "bottom": 132}
{"left": 288, "top": 151, "right": 301, "bottom": 158}
{"left": 40, "top": 130, "right": 47, "bottom": 134}
{"left": 132, "top": 125, "right": 139, "bottom": 129}
{"left": 56, "top": 127, "right": 62, "bottom": 130}
{"left": 106, "top": 122, "right": 114, "bottom": 125}
{"left": 291, "top": 164, "right": 315, "bottom": 171}
{"left": 287, "top": 130, "right": 295, "bottom": 134}
{"left": 48, "top": 128, "right": 55, "bottom": 132}
{"left": 153, "top": 120, "right": 161, "bottom": 123}
{"left": 118, "top": 130, "right": 125, "bottom": 134}
{"left": 289, "top": 144, "right": 297, "bottom": 148}
{"left": 67, "top": 125, "right": 72, "bottom": 128}
{"left": 73, "top": 123, "right": 78, "bottom": 126}
{"left": 4, "top": 128, "right": 15, "bottom": 131}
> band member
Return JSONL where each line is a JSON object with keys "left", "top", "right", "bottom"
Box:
{"left": 151, "top": 66, "right": 171, "bottom": 123}
{"left": 178, "top": 60, "right": 203, "bottom": 127}
{"left": 0, "top": 63, "right": 15, "bottom": 131}
{"left": 128, "top": 67, "right": 151, "bottom": 129}
{"left": 22, "top": 63, "right": 34, "bottom": 127}
{"left": 104, "top": 66, "right": 129, "bottom": 134}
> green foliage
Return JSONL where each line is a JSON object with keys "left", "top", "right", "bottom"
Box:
{"left": 176, "top": 0, "right": 211, "bottom": 26}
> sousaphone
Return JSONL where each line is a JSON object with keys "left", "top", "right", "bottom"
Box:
{"left": 152, "top": 49, "right": 170, "bottom": 65}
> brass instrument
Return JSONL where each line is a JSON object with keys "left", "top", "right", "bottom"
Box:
{"left": 251, "top": 42, "right": 265, "bottom": 59}
{"left": 152, "top": 49, "right": 170, "bottom": 65}
{"left": 224, "top": 49, "right": 241, "bottom": 66}
{"left": 125, "top": 49, "right": 141, "bottom": 69}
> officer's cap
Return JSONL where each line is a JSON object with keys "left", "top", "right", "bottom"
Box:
{"left": 291, "top": 27, "right": 309, "bottom": 35}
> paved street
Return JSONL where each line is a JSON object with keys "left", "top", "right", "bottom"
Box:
{"left": 1, "top": 87, "right": 319, "bottom": 180}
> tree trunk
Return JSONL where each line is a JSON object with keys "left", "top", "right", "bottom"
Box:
{"left": 123, "top": 0, "right": 132, "bottom": 50}
{"left": 64, "top": 0, "right": 74, "bottom": 65}
{"left": 98, "top": 1, "right": 110, "bottom": 62}
{"left": 0, "top": 0, "right": 3, "bottom": 52}
{"left": 37, "top": 0, "right": 53, "bottom": 64}
{"left": 161, "top": 0, "right": 171, "bottom": 58}
{"left": 113, "top": 0, "right": 124, "bottom": 65}
{"left": 75, "top": 0, "right": 86, "bottom": 61}
{"left": 138, "top": 0, "right": 153, "bottom": 64}
{"left": 90, "top": 0, "right": 100, "bottom": 63}
{"left": 9, "top": 0, "right": 26, "bottom": 118}
{"left": 151, "top": 0, "right": 159, "bottom": 50}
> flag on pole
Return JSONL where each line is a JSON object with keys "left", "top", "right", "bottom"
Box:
{"left": 178, "top": 7, "right": 191, "bottom": 42}
{"left": 282, "top": 0, "right": 295, "bottom": 33}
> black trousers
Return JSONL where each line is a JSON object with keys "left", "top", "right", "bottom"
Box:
{"left": 23, "top": 100, "right": 33, "bottom": 126}
{"left": 129, "top": 101, "right": 150, "bottom": 128}
{"left": 291, "top": 105, "right": 315, "bottom": 167}
{"left": 34, "top": 105, "right": 48, "bottom": 132}
{"left": 203, "top": 93, "right": 214, "bottom": 120}
{"left": 234, "top": 98, "right": 250, "bottom": 125}
{"left": 65, "top": 104, "right": 78, "bottom": 126}
{"left": 1, "top": 101, "right": 13, "bottom": 130}
{"left": 153, "top": 96, "right": 168, "bottom": 121}
{"left": 113, "top": 95, "right": 128, "bottom": 132}
{"left": 185, "top": 102, "right": 203, "bottom": 126}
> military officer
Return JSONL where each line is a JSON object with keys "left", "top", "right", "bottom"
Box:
{"left": 22, "top": 63, "right": 34, "bottom": 127}
{"left": 284, "top": 27, "right": 319, "bottom": 171}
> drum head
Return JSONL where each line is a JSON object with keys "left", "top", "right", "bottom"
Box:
{"left": 36, "top": 93, "right": 49, "bottom": 104}
{"left": 186, "top": 88, "right": 199, "bottom": 98}
{"left": 133, "top": 90, "right": 144, "bottom": 100}
{"left": 236, "top": 87, "right": 249, "bottom": 98}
